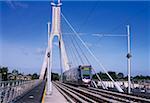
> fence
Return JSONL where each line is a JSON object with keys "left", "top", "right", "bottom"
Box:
{"left": 0, "top": 80, "right": 42, "bottom": 103}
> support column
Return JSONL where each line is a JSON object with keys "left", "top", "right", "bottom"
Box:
{"left": 47, "top": 22, "right": 52, "bottom": 95}
{"left": 60, "top": 36, "right": 70, "bottom": 71}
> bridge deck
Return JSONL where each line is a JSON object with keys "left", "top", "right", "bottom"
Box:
{"left": 43, "top": 83, "right": 67, "bottom": 103}
{"left": 15, "top": 81, "right": 45, "bottom": 103}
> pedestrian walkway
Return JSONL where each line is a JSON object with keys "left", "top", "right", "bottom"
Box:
{"left": 15, "top": 81, "right": 45, "bottom": 103}
{"left": 42, "top": 84, "right": 67, "bottom": 103}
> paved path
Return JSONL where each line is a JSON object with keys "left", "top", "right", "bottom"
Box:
{"left": 43, "top": 84, "right": 67, "bottom": 103}
{"left": 15, "top": 81, "right": 46, "bottom": 103}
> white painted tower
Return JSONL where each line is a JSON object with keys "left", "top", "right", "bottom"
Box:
{"left": 39, "top": 0, "right": 70, "bottom": 94}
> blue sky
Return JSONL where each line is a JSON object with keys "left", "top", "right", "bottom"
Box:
{"left": 0, "top": 1, "right": 149, "bottom": 76}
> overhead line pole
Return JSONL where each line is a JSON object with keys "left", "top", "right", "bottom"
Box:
{"left": 126, "top": 25, "right": 132, "bottom": 94}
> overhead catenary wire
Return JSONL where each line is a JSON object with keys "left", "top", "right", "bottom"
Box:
{"left": 61, "top": 12, "right": 124, "bottom": 92}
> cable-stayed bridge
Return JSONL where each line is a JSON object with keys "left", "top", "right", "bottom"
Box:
{"left": 0, "top": 0, "right": 150, "bottom": 103}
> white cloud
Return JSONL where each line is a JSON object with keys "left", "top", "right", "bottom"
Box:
{"left": 5, "top": 1, "right": 28, "bottom": 9}
{"left": 14, "top": 2, "right": 28, "bottom": 8}
{"left": 5, "top": 0, "right": 15, "bottom": 9}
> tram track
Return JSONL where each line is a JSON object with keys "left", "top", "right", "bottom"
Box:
{"left": 53, "top": 81, "right": 150, "bottom": 103}
{"left": 54, "top": 81, "right": 119, "bottom": 102}
{"left": 84, "top": 87, "right": 150, "bottom": 103}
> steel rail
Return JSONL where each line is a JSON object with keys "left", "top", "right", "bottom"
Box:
{"left": 53, "top": 83, "right": 76, "bottom": 103}
{"left": 53, "top": 82, "right": 88, "bottom": 103}
{"left": 79, "top": 87, "right": 135, "bottom": 103}
{"left": 55, "top": 82, "right": 121, "bottom": 103}
{"left": 54, "top": 82, "right": 97, "bottom": 103}
{"left": 88, "top": 87, "right": 150, "bottom": 103}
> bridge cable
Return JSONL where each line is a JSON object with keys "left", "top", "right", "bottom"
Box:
{"left": 68, "top": 30, "right": 88, "bottom": 65}
{"left": 63, "top": 31, "right": 87, "bottom": 66}
{"left": 61, "top": 16, "right": 93, "bottom": 65}
{"left": 61, "top": 19, "right": 82, "bottom": 67}
{"left": 63, "top": 34, "right": 107, "bottom": 89}
{"left": 61, "top": 12, "right": 123, "bottom": 92}
{"left": 61, "top": 21, "right": 85, "bottom": 65}
{"left": 71, "top": 33, "right": 91, "bottom": 65}
{"left": 63, "top": 34, "right": 79, "bottom": 67}
{"left": 69, "top": 34, "right": 84, "bottom": 65}
{"left": 70, "top": 33, "right": 107, "bottom": 89}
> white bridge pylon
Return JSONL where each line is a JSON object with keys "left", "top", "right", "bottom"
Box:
{"left": 39, "top": 1, "right": 70, "bottom": 94}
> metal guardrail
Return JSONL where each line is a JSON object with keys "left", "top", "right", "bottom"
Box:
{"left": 0, "top": 80, "right": 42, "bottom": 103}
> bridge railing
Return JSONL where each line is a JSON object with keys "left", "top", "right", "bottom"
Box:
{"left": 0, "top": 79, "right": 42, "bottom": 103}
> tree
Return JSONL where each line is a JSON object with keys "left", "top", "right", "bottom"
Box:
{"left": 93, "top": 71, "right": 120, "bottom": 80}
{"left": 99, "top": 72, "right": 109, "bottom": 80}
{"left": 52, "top": 73, "right": 59, "bottom": 81}
{"left": 108, "top": 71, "right": 117, "bottom": 80}
{"left": 0, "top": 67, "right": 8, "bottom": 81}
{"left": 12, "top": 69, "right": 19, "bottom": 75}
{"left": 27, "top": 74, "right": 32, "bottom": 77}
{"left": 117, "top": 72, "right": 124, "bottom": 79}
{"left": 133, "top": 75, "right": 150, "bottom": 80}
{"left": 92, "top": 72, "right": 109, "bottom": 80}
{"left": 32, "top": 73, "right": 39, "bottom": 80}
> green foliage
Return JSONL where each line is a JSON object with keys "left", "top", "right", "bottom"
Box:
{"left": 133, "top": 75, "right": 150, "bottom": 80}
{"left": 52, "top": 72, "right": 59, "bottom": 81}
{"left": 92, "top": 71, "right": 117, "bottom": 80}
{"left": 31, "top": 73, "right": 39, "bottom": 80}
{"left": 12, "top": 69, "right": 19, "bottom": 75}
{"left": 108, "top": 71, "right": 117, "bottom": 80}
{"left": 0, "top": 67, "right": 8, "bottom": 81}
{"left": 92, "top": 71, "right": 150, "bottom": 81}
{"left": 92, "top": 72, "right": 109, "bottom": 80}
{"left": 117, "top": 72, "right": 124, "bottom": 79}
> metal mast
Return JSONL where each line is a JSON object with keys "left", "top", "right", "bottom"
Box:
{"left": 126, "top": 25, "right": 132, "bottom": 94}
